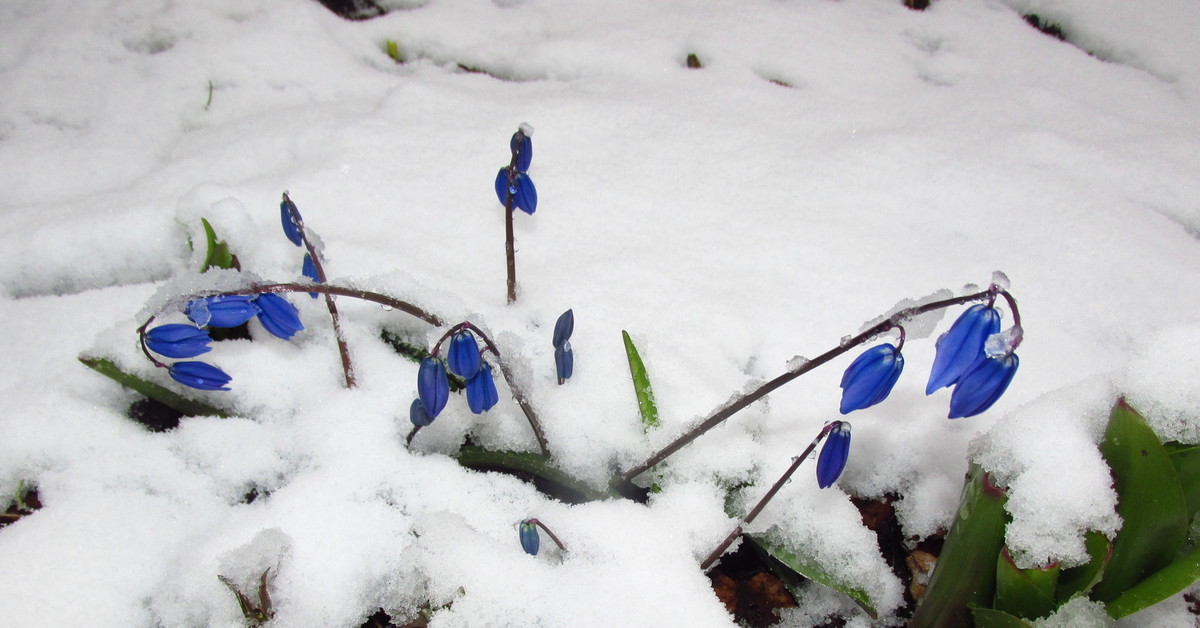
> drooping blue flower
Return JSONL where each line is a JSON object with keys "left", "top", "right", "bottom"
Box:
{"left": 409, "top": 398, "right": 434, "bottom": 427}
{"left": 186, "top": 295, "right": 259, "bottom": 328}
{"left": 839, "top": 343, "right": 904, "bottom": 414}
{"left": 280, "top": 194, "right": 303, "bottom": 247}
{"left": 949, "top": 354, "right": 1019, "bottom": 419}
{"left": 511, "top": 132, "right": 533, "bottom": 172}
{"left": 816, "top": 422, "right": 852, "bottom": 489}
{"left": 494, "top": 169, "right": 538, "bottom": 215}
{"left": 519, "top": 520, "right": 540, "bottom": 556}
{"left": 254, "top": 293, "right": 304, "bottom": 340}
{"left": 552, "top": 309, "right": 574, "bottom": 349}
{"left": 926, "top": 304, "right": 1001, "bottom": 394}
{"left": 145, "top": 324, "right": 213, "bottom": 358}
{"left": 418, "top": 358, "right": 449, "bottom": 418}
{"left": 447, "top": 332, "right": 481, "bottom": 379}
{"left": 168, "top": 361, "right": 232, "bottom": 391}
{"left": 555, "top": 342, "right": 573, "bottom": 383}
{"left": 465, "top": 362, "right": 499, "bottom": 414}
{"left": 302, "top": 253, "right": 320, "bottom": 299}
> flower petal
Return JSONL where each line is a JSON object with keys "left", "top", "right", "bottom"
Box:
{"left": 513, "top": 173, "right": 537, "bottom": 215}
{"left": 555, "top": 343, "right": 574, "bottom": 382}
{"left": 409, "top": 398, "right": 434, "bottom": 427}
{"left": 145, "top": 324, "right": 213, "bottom": 358}
{"left": 552, "top": 309, "right": 574, "bottom": 348}
{"left": 187, "top": 295, "right": 259, "bottom": 328}
{"left": 280, "top": 196, "right": 303, "bottom": 247}
{"left": 816, "top": 422, "right": 852, "bottom": 488}
{"left": 519, "top": 520, "right": 540, "bottom": 556}
{"left": 418, "top": 358, "right": 449, "bottom": 418}
{"left": 926, "top": 304, "right": 1001, "bottom": 394}
{"left": 465, "top": 363, "right": 499, "bottom": 414}
{"left": 447, "top": 332, "right": 481, "bottom": 379}
{"left": 168, "top": 361, "right": 232, "bottom": 391}
{"left": 949, "top": 354, "right": 1019, "bottom": 419}
{"left": 254, "top": 293, "right": 304, "bottom": 340}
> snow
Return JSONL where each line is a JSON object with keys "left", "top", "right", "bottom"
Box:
{"left": 2, "top": 0, "right": 1200, "bottom": 625}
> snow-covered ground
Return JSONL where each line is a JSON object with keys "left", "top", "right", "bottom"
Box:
{"left": 1, "top": 0, "right": 1199, "bottom": 625}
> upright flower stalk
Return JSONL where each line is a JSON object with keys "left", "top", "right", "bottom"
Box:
{"left": 280, "top": 192, "right": 356, "bottom": 388}
{"left": 700, "top": 421, "right": 850, "bottom": 570}
{"left": 494, "top": 125, "right": 537, "bottom": 304}
{"left": 614, "top": 281, "right": 1023, "bottom": 491}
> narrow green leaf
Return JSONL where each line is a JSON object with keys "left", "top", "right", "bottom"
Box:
{"left": 1056, "top": 530, "right": 1112, "bottom": 602}
{"left": 1166, "top": 443, "right": 1200, "bottom": 523}
{"left": 455, "top": 445, "right": 611, "bottom": 502}
{"left": 621, "top": 330, "right": 659, "bottom": 431}
{"left": 910, "top": 464, "right": 1010, "bottom": 628}
{"left": 742, "top": 533, "right": 878, "bottom": 619}
{"left": 970, "top": 606, "right": 1036, "bottom": 628}
{"left": 386, "top": 39, "right": 402, "bottom": 63}
{"left": 1105, "top": 542, "right": 1200, "bottom": 618}
{"left": 200, "top": 217, "right": 236, "bottom": 272}
{"left": 994, "top": 547, "right": 1060, "bottom": 619}
{"left": 78, "top": 355, "right": 228, "bottom": 418}
{"left": 1092, "top": 400, "right": 1189, "bottom": 602}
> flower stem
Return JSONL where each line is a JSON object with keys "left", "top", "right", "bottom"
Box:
{"left": 699, "top": 422, "right": 838, "bottom": 571}
{"left": 613, "top": 285, "right": 1003, "bottom": 490}
{"left": 503, "top": 129, "right": 527, "bottom": 305}
{"left": 530, "top": 518, "right": 567, "bottom": 552}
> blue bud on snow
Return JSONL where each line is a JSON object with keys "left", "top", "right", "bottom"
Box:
{"left": 465, "top": 362, "right": 499, "bottom": 414}
{"left": 280, "top": 195, "right": 303, "bottom": 247}
{"left": 510, "top": 132, "right": 533, "bottom": 172}
{"left": 447, "top": 332, "right": 481, "bottom": 379}
{"left": 168, "top": 361, "right": 232, "bottom": 391}
{"left": 145, "top": 324, "right": 213, "bottom": 358}
{"left": 519, "top": 520, "right": 540, "bottom": 556}
{"left": 254, "top": 293, "right": 304, "bottom": 340}
{"left": 555, "top": 343, "right": 573, "bottom": 383}
{"left": 839, "top": 343, "right": 903, "bottom": 414}
{"left": 418, "top": 358, "right": 449, "bottom": 418}
{"left": 926, "top": 304, "right": 1001, "bottom": 394}
{"left": 409, "top": 398, "right": 434, "bottom": 427}
{"left": 949, "top": 354, "right": 1019, "bottom": 419}
{"left": 186, "top": 295, "right": 259, "bottom": 328}
{"left": 552, "top": 309, "right": 574, "bottom": 348}
{"left": 816, "top": 422, "right": 852, "bottom": 489}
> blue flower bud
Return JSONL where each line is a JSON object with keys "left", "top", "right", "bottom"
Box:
{"left": 418, "top": 358, "right": 449, "bottom": 418}
{"left": 302, "top": 253, "right": 320, "bottom": 299}
{"left": 447, "top": 332, "right": 481, "bottom": 379}
{"left": 465, "top": 362, "right": 499, "bottom": 414}
{"left": 186, "top": 295, "right": 259, "bottom": 328}
{"left": 949, "top": 354, "right": 1019, "bottom": 418}
{"left": 555, "top": 343, "right": 573, "bottom": 383}
{"left": 281, "top": 195, "right": 303, "bottom": 247}
{"left": 512, "top": 173, "right": 537, "bottom": 215}
{"left": 254, "top": 293, "right": 304, "bottom": 340}
{"left": 409, "top": 398, "right": 434, "bottom": 427}
{"left": 510, "top": 133, "right": 533, "bottom": 172}
{"left": 552, "top": 309, "right": 574, "bottom": 348}
{"left": 816, "top": 422, "right": 852, "bottom": 489}
{"left": 926, "top": 304, "right": 1001, "bottom": 394}
{"left": 494, "top": 168, "right": 509, "bottom": 206}
{"left": 145, "top": 324, "right": 213, "bottom": 358}
{"left": 519, "top": 520, "right": 540, "bottom": 556}
{"left": 839, "top": 343, "right": 904, "bottom": 414}
{"left": 168, "top": 361, "right": 232, "bottom": 391}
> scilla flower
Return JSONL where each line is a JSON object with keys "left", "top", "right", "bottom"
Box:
{"left": 519, "top": 519, "right": 540, "bottom": 556}
{"left": 465, "top": 362, "right": 499, "bottom": 414}
{"left": 949, "top": 353, "right": 1019, "bottom": 418}
{"left": 301, "top": 253, "right": 319, "bottom": 299}
{"left": 186, "top": 295, "right": 258, "bottom": 328}
{"left": 816, "top": 422, "right": 852, "bottom": 489}
{"left": 494, "top": 171, "right": 538, "bottom": 215}
{"left": 447, "top": 332, "right": 482, "bottom": 379}
{"left": 253, "top": 293, "right": 304, "bottom": 340}
{"left": 409, "top": 398, "right": 434, "bottom": 427}
{"left": 926, "top": 304, "right": 1001, "bottom": 394}
{"left": 552, "top": 309, "right": 574, "bottom": 384}
{"left": 839, "top": 343, "right": 903, "bottom": 414}
{"left": 168, "top": 361, "right": 232, "bottom": 391}
{"left": 145, "top": 324, "right": 212, "bottom": 358}
{"left": 417, "top": 358, "right": 449, "bottom": 418}
{"left": 280, "top": 193, "right": 303, "bottom": 247}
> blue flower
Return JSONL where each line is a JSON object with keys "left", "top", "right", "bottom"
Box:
{"left": 409, "top": 398, "right": 434, "bottom": 427}
{"left": 447, "top": 332, "right": 481, "bottom": 379}
{"left": 418, "top": 358, "right": 449, "bottom": 418}
{"left": 465, "top": 362, "right": 499, "bottom": 414}
{"left": 145, "top": 324, "right": 212, "bottom": 358}
{"left": 186, "top": 295, "right": 259, "bottom": 328}
{"left": 302, "top": 253, "right": 320, "bottom": 299}
{"left": 280, "top": 194, "right": 303, "bottom": 247}
{"left": 511, "top": 132, "right": 533, "bottom": 172}
{"left": 840, "top": 343, "right": 904, "bottom": 414}
{"left": 494, "top": 169, "right": 538, "bottom": 215}
{"left": 949, "top": 354, "right": 1019, "bottom": 418}
{"left": 254, "top": 293, "right": 304, "bottom": 340}
{"left": 555, "top": 342, "right": 573, "bottom": 383}
{"left": 816, "top": 422, "right": 852, "bottom": 489}
{"left": 519, "top": 520, "right": 540, "bottom": 556}
{"left": 552, "top": 309, "right": 574, "bottom": 348}
{"left": 926, "top": 304, "right": 1001, "bottom": 394}
{"left": 169, "top": 361, "right": 232, "bottom": 391}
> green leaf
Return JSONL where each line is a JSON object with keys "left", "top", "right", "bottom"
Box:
{"left": 1166, "top": 443, "right": 1200, "bottom": 523}
{"left": 1105, "top": 542, "right": 1200, "bottom": 618}
{"left": 910, "top": 464, "right": 1010, "bottom": 628}
{"left": 1056, "top": 530, "right": 1112, "bottom": 602}
{"left": 993, "top": 547, "right": 1060, "bottom": 619}
{"left": 621, "top": 330, "right": 659, "bottom": 431}
{"left": 199, "top": 217, "right": 237, "bottom": 272}
{"left": 742, "top": 533, "right": 878, "bottom": 619}
{"left": 385, "top": 39, "right": 402, "bottom": 63}
{"left": 1091, "top": 400, "right": 1189, "bottom": 603}
{"left": 454, "top": 445, "right": 611, "bottom": 502}
{"left": 78, "top": 355, "right": 228, "bottom": 418}
{"left": 970, "top": 606, "right": 1036, "bottom": 628}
